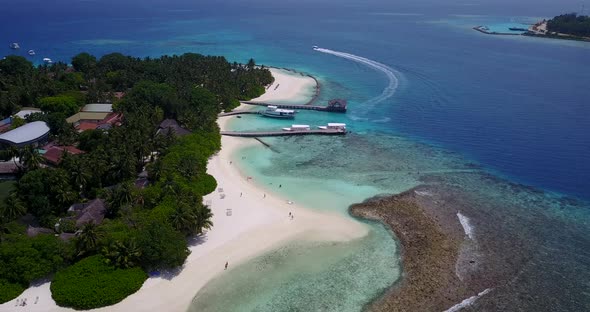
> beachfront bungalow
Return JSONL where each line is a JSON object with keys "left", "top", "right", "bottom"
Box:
{"left": 0, "top": 121, "right": 50, "bottom": 148}
{"left": 157, "top": 119, "right": 191, "bottom": 137}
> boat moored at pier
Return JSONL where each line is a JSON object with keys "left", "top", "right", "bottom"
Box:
{"left": 261, "top": 105, "right": 296, "bottom": 119}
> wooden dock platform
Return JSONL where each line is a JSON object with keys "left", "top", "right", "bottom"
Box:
{"left": 221, "top": 129, "right": 346, "bottom": 137}
{"left": 218, "top": 110, "right": 260, "bottom": 117}
{"left": 241, "top": 98, "right": 347, "bottom": 113}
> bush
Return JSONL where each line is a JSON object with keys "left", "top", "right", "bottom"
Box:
{"left": 51, "top": 255, "right": 147, "bottom": 310}
{"left": 0, "top": 279, "right": 25, "bottom": 304}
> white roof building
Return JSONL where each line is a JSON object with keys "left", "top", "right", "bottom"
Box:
{"left": 0, "top": 121, "right": 50, "bottom": 147}
{"left": 14, "top": 108, "right": 42, "bottom": 119}
{"left": 81, "top": 104, "right": 113, "bottom": 113}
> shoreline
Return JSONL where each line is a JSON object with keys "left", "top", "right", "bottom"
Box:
{"left": 0, "top": 67, "right": 367, "bottom": 312}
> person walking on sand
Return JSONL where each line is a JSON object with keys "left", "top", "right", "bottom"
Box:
{"left": 264, "top": 193, "right": 266, "bottom": 198}
{"left": 225, "top": 261, "right": 228, "bottom": 270}
{"left": 240, "top": 192, "right": 242, "bottom": 197}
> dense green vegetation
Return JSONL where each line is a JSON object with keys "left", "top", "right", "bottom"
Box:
{"left": 51, "top": 255, "right": 147, "bottom": 310}
{"left": 547, "top": 13, "right": 590, "bottom": 37}
{"left": 0, "top": 279, "right": 24, "bottom": 303}
{"left": 0, "top": 52, "right": 272, "bottom": 307}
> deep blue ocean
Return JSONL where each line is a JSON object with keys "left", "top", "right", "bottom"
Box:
{"left": 2, "top": 0, "right": 589, "bottom": 310}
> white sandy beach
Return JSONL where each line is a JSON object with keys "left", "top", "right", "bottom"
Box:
{"left": 0, "top": 68, "right": 365, "bottom": 312}
{"left": 249, "top": 68, "right": 317, "bottom": 104}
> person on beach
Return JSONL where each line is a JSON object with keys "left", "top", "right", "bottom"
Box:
{"left": 225, "top": 262, "right": 228, "bottom": 270}
{"left": 264, "top": 194, "right": 266, "bottom": 198}
{"left": 240, "top": 192, "right": 242, "bottom": 197}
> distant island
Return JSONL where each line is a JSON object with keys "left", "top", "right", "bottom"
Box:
{"left": 474, "top": 13, "right": 590, "bottom": 42}
{"left": 527, "top": 13, "right": 590, "bottom": 41}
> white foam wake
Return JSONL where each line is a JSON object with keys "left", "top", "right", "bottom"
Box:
{"left": 314, "top": 47, "right": 399, "bottom": 117}
{"left": 457, "top": 212, "right": 475, "bottom": 240}
{"left": 443, "top": 288, "right": 492, "bottom": 312}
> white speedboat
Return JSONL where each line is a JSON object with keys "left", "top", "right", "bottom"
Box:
{"left": 312, "top": 45, "right": 319, "bottom": 50}
{"left": 43, "top": 57, "right": 53, "bottom": 64}
{"left": 28, "top": 50, "right": 35, "bottom": 56}
{"left": 260, "top": 106, "right": 295, "bottom": 119}
{"left": 10, "top": 43, "right": 20, "bottom": 49}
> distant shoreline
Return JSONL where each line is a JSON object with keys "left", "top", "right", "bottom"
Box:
{"left": 473, "top": 20, "right": 590, "bottom": 42}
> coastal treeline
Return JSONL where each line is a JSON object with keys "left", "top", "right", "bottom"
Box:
{"left": 547, "top": 13, "right": 590, "bottom": 37}
{"left": 0, "top": 53, "right": 272, "bottom": 307}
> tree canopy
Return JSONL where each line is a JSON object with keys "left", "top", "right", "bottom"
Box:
{"left": 547, "top": 13, "right": 590, "bottom": 37}
{"left": 0, "top": 50, "right": 271, "bottom": 306}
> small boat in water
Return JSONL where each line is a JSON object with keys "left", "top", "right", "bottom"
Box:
{"left": 43, "top": 57, "right": 53, "bottom": 64}
{"left": 28, "top": 50, "right": 35, "bottom": 56}
{"left": 261, "top": 105, "right": 295, "bottom": 119}
{"left": 312, "top": 45, "right": 319, "bottom": 50}
{"left": 9, "top": 43, "right": 20, "bottom": 49}
{"left": 318, "top": 123, "right": 347, "bottom": 131}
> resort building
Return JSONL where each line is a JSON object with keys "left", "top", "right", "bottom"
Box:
{"left": 14, "top": 107, "right": 42, "bottom": 119}
{"left": 43, "top": 145, "right": 84, "bottom": 166}
{"left": 68, "top": 199, "right": 107, "bottom": 227}
{"left": 325, "top": 99, "right": 347, "bottom": 112}
{"left": 0, "top": 121, "right": 50, "bottom": 148}
{"left": 66, "top": 103, "right": 121, "bottom": 132}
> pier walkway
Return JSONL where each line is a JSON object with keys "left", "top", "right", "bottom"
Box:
{"left": 221, "top": 129, "right": 346, "bottom": 137}
{"left": 218, "top": 110, "right": 260, "bottom": 117}
{"left": 241, "top": 99, "right": 347, "bottom": 113}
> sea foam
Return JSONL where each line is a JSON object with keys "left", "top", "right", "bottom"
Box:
{"left": 457, "top": 212, "right": 475, "bottom": 240}
{"left": 443, "top": 288, "right": 492, "bottom": 312}
{"left": 314, "top": 47, "right": 399, "bottom": 118}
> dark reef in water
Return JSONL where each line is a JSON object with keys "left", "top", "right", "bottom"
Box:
{"left": 350, "top": 174, "right": 590, "bottom": 312}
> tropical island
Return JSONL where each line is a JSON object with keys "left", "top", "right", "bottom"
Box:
{"left": 527, "top": 13, "right": 590, "bottom": 41}
{"left": 473, "top": 13, "right": 590, "bottom": 42}
{"left": 0, "top": 52, "right": 272, "bottom": 308}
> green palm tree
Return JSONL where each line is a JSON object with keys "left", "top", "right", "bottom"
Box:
{"left": 21, "top": 146, "right": 43, "bottom": 171}
{"left": 170, "top": 205, "right": 198, "bottom": 236}
{"left": 76, "top": 222, "right": 103, "bottom": 256}
{"left": 196, "top": 204, "right": 214, "bottom": 235}
{"left": 102, "top": 239, "right": 141, "bottom": 269}
{"left": 0, "top": 192, "right": 26, "bottom": 221}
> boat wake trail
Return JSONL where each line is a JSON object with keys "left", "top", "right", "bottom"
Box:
{"left": 314, "top": 47, "right": 399, "bottom": 119}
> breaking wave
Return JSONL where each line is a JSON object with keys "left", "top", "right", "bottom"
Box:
{"left": 443, "top": 288, "right": 492, "bottom": 312}
{"left": 457, "top": 212, "right": 475, "bottom": 240}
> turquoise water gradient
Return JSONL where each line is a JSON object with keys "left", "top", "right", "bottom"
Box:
{"left": 2, "top": 1, "right": 590, "bottom": 310}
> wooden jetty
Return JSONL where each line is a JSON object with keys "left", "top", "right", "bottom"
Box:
{"left": 241, "top": 99, "right": 347, "bottom": 113}
{"left": 218, "top": 110, "right": 260, "bottom": 117}
{"left": 221, "top": 129, "right": 346, "bottom": 137}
